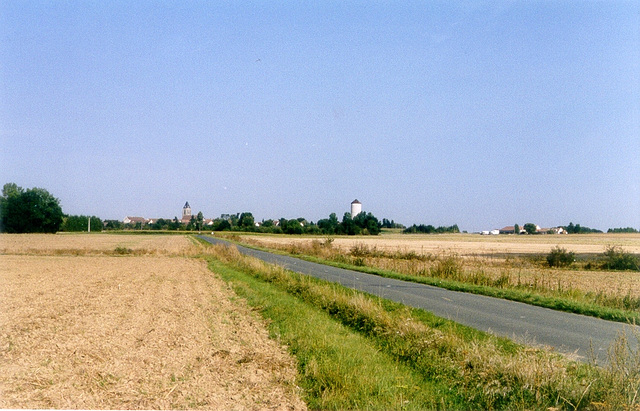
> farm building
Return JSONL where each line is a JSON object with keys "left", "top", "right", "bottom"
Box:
{"left": 499, "top": 226, "right": 519, "bottom": 234}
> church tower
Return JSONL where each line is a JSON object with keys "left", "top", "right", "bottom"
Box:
{"left": 182, "top": 201, "right": 191, "bottom": 219}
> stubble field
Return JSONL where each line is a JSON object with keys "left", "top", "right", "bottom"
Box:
{"left": 242, "top": 232, "right": 640, "bottom": 256}
{"left": 0, "top": 234, "right": 305, "bottom": 410}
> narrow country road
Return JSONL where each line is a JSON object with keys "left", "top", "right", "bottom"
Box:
{"left": 199, "top": 235, "right": 638, "bottom": 364}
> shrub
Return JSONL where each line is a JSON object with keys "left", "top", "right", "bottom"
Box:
{"left": 430, "top": 253, "right": 463, "bottom": 280}
{"left": 602, "top": 246, "right": 639, "bottom": 271}
{"left": 546, "top": 247, "right": 575, "bottom": 268}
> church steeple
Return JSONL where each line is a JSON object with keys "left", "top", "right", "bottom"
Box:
{"left": 182, "top": 201, "right": 191, "bottom": 218}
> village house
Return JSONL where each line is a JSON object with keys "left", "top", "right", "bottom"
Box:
{"left": 123, "top": 216, "right": 146, "bottom": 225}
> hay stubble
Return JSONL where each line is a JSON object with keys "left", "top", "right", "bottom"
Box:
{"left": 0, "top": 236, "right": 305, "bottom": 410}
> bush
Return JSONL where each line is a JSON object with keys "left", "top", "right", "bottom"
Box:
{"left": 546, "top": 247, "right": 575, "bottom": 268}
{"left": 602, "top": 246, "right": 639, "bottom": 271}
{"left": 430, "top": 253, "right": 463, "bottom": 280}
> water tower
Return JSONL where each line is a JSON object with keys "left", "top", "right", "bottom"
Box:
{"left": 351, "top": 199, "right": 362, "bottom": 217}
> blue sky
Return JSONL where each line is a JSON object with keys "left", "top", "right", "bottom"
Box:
{"left": 1, "top": 1, "right": 638, "bottom": 232}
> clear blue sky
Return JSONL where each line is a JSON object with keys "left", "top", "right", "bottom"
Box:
{"left": 1, "top": 1, "right": 638, "bottom": 232}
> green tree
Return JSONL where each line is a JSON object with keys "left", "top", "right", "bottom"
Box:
{"left": 563, "top": 222, "right": 602, "bottom": 234}
{"left": 318, "top": 212, "right": 340, "bottom": 234}
{"left": 514, "top": 224, "right": 520, "bottom": 235}
{"left": 340, "top": 212, "right": 361, "bottom": 235}
{"left": 354, "top": 212, "right": 381, "bottom": 235}
{"left": 104, "top": 220, "right": 124, "bottom": 230}
{"left": 170, "top": 217, "right": 182, "bottom": 230}
{"left": 523, "top": 223, "right": 537, "bottom": 235}
{"left": 196, "top": 211, "right": 204, "bottom": 231}
{"left": 1, "top": 183, "right": 63, "bottom": 233}
{"left": 229, "top": 213, "right": 240, "bottom": 228}
{"left": 61, "top": 215, "right": 102, "bottom": 232}
{"left": 213, "top": 218, "right": 231, "bottom": 231}
{"left": 608, "top": 227, "right": 639, "bottom": 233}
{"left": 283, "top": 218, "right": 303, "bottom": 234}
{"left": 238, "top": 212, "right": 255, "bottom": 229}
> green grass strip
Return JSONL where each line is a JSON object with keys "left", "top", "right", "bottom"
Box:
{"left": 205, "top": 254, "right": 596, "bottom": 409}
{"left": 207, "top": 258, "right": 454, "bottom": 410}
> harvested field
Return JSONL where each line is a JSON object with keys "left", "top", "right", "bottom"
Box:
{"left": 0, "top": 235, "right": 305, "bottom": 410}
{"left": 241, "top": 233, "right": 640, "bottom": 256}
{"left": 0, "top": 233, "right": 203, "bottom": 256}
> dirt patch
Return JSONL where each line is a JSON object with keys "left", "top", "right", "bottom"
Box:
{"left": 0, "top": 254, "right": 305, "bottom": 410}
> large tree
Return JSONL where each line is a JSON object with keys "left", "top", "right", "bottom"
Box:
{"left": 0, "top": 183, "right": 64, "bottom": 233}
{"left": 238, "top": 212, "right": 255, "bottom": 229}
{"left": 196, "top": 211, "right": 204, "bottom": 231}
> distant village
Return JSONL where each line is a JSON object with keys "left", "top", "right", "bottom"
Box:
{"left": 122, "top": 201, "right": 307, "bottom": 229}
{"left": 123, "top": 202, "right": 216, "bottom": 227}
{"left": 121, "top": 201, "right": 574, "bottom": 235}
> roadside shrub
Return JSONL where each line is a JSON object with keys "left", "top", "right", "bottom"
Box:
{"left": 430, "top": 253, "right": 463, "bottom": 280}
{"left": 349, "top": 243, "right": 382, "bottom": 258}
{"left": 546, "top": 246, "right": 575, "bottom": 268}
{"left": 602, "top": 246, "right": 639, "bottom": 271}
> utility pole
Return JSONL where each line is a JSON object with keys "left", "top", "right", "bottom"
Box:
{"left": 88, "top": 217, "right": 91, "bottom": 233}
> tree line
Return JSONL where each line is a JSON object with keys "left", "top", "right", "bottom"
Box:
{"left": 3, "top": 183, "right": 638, "bottom": 235}
{"left": 205, "top": 211, "right": 385, "bottom": 235}
{"left": 562, "top": 222, "right": 603, "bottom": 234}
{"left": 403, "top": 224, "right": 460, "bottom": 234}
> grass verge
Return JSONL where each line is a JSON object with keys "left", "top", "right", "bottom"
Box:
{"left": 207, "top": 258, "right": 448, "bottom": 409}
{"left": 202, "top": 243, "right": 640, "bottom": 410}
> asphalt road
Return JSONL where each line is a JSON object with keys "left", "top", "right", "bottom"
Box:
{"left": 199, "top": 235, "right": 638, "bottom": 364}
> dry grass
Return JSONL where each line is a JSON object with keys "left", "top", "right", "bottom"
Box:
{"left": 0, "top": 235, "right": 306, "bottom": 410}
